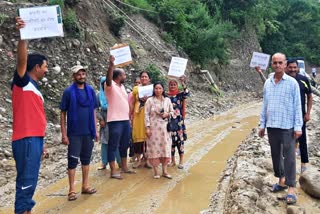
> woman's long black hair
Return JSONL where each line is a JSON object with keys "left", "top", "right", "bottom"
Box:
{"left": 152, "top": 81, "right": 167, "bottom": 97}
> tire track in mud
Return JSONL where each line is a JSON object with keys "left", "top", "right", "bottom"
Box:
{"left": 0, "top": 102, "right": 261, "bottom": 214}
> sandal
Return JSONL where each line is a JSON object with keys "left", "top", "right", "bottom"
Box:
{"left": 162, "top": 174, "right": 173, "bottom": 179}
{"left": 68, "top": 192, "right": 77, "bottom": 201}
{"left": 144, "top": 163, "right": 152, "bottom": 169}
{"left": 286, "top": 194, "right": 297, "bottom": 205}
{"left": 110, "top": 173, "right": 123, "bottom": 180}
{"left": 177, "top": 164, "right": 184, "bottom": 169}
{"left": 122, "top": 169, "right": 136, "bottom": 174}
{"left": 97, "top": 165, "right": 106, "bottom": 170}
{"left": 271, "top": 183, "right": 288, "bottom": 192}
{"left": 153, "top": 175, "right": 160, "bottom": 179}
{"left": 81, "top": 187, "right": 97, "bottom": 194}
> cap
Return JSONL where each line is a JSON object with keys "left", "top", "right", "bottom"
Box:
{"left": 71, "top": 65, "right": 86, "bottom": 74}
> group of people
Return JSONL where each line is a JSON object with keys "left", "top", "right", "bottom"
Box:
{"left": 11, "top": 17, "right": 189, "bottom": 213}
{"left": 256, "top": 53, "right": 313, "bottom": 205}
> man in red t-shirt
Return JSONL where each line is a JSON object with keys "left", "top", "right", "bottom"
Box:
{"left": 11, "top": 17, "right": 48, "bottom": 214}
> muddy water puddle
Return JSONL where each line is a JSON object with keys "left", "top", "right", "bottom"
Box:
{"left": 0, "top": 102, "right": 261, "bottom": 214}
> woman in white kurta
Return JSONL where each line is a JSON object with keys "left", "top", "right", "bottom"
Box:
{"left": 145, "top": 82, "right": 174, "bottom": 179}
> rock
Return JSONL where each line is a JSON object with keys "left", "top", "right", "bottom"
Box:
{"left": 5, "top": 98, "right": 11, "bottom": 103}
{"left": 316, "top": 151, "right": 320, "bottom": 157}
{"left": 4, "top": 150, "right": 12, "bottom": 158}
{"left": 52, "top": 65, "right": 61, "bottom": 74}
{"left": 86, "top": 48, "right": 91, "bottom": 53}
{"left": 287, "top": 205, "right": 305, "bottom": 214}
{"left": 0, "top": 107, "right": 6, "bottom": 113}
{"left": 52, "top": 79, "right": 58, "bottom": 84}
{"left": 42, "top": 77, "right": 48, "bottom": 83}
{"left": 299, "top": 168, "right": 320, "bottom": 198}
{"left": 72, "top": 39, "right": 81, "bottom": 47}
{"left": 0, "top": 35, "right": 3, "bottom": 46}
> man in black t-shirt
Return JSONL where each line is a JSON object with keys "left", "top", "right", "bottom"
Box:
{"left": 286, "top": 59, "right": 312, "bottom": 173}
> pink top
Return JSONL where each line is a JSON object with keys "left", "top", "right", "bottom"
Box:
{"left": 105, "top": 80, "right": 129, "bottom": 122}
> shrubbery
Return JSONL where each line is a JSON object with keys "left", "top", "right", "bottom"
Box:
{"left": 108, "top": 12, "right": 125, "bottom": 37}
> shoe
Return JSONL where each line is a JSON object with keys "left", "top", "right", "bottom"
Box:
{"left": 153, "top": 175, "right": 160, "bottom": 179}
{"left": 271, "top": 183, "right": 288, "bottom": 192}
{"left": 301, "top": 166, "right": 307, "bottom": 174}
{"left": 286, "top": 194, "right": 297, "bottom": 205}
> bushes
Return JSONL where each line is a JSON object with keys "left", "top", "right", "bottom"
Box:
{"left": 145, "top": 64, "right": 166, "bottom": 84}
{"left": 0, "top": 13, "right": 9, "bottom": 26}
{"left": 63, "top": 9, "right": 81, "bottom": 37}
{"left": 48, "top": 0, "right": 65, "bottom": 10}
{"left": 108, "top": 12, "right": 125, "bottom": 37}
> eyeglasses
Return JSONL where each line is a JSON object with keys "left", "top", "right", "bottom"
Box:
{"left": 272, "top": 61, "right": 284, "bottom": 65}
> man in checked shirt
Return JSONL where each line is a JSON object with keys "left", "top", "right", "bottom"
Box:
{"left": 259, "top": 53, "right": 303, "bottom": 205}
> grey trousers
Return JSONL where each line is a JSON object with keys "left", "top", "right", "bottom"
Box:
{"left": 267, "top": 128, "right": 296, "bottom": 187}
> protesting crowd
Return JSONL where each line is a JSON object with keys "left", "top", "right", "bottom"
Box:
{"left": 11, "top": 17, "right": 189, "bottom": 213}
{"left": 9, "top": 8, "right": 318, "bottom": 212}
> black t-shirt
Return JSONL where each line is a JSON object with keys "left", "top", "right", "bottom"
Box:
{"left": 295, "top": 74, "right": 312, "bottom": 114}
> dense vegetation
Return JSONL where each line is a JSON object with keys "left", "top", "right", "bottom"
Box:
{"left": 122, "top": 0, "right": 320, "bottom": 65}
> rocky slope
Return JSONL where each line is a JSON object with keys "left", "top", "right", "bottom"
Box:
{"left": 0, "top": 0, "right": 263, "bottom": 209}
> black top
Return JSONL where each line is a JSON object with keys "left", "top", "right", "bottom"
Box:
{"left": 295, "top": 74, "right": 312, "bottom": 114}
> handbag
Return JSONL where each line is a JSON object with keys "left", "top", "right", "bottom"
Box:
{"left": 167, "top": 116, "right": 179, "bottom": 132}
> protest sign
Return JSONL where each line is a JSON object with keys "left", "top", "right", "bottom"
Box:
{"left": 250, "top": 52, "right": 270, "bottom": 70}
{"left": 19, "top": 5, "right": 64, "bottom": 40}
{"left": 110, "top": 44, "right": 133, "bottom": 67}
{"left": 138, "top": 84, "right": 153, "bottom": 98}
{"left": 168, "top": 57, "right": 188, "bottom": 77}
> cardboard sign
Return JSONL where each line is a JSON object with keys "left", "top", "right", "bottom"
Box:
{"left": 250, "top": 52, "right": 270, "bottom": 70}
{"left": 168, "top": 57, "right": 188, "bottom": 77}
{"left": 110, "top": 44, "right": 133, "bottom": 67}
{"left": 138, "top": 84, "right": 153, "bottom": 98}
{"left": 19, "top": 5, "right": 64, "bottom": 40}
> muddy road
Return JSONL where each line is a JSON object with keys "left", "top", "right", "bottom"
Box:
{"left": 0, "top": 102, "right": 261, "bottom": 214}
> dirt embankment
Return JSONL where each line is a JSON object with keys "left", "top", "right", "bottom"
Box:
{"left": 207, "top": 96, "right": 320, "bottom": 214}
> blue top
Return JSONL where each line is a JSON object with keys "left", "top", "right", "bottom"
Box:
{"left": 60, "top": 84, "right": 98, "bottom": 136}
{"left": 260, "top": 73, "right": 303, "bottom": 131}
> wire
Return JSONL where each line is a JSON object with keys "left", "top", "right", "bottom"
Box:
{"left": 114, "top": 0, "right": 158, "bottom": 14}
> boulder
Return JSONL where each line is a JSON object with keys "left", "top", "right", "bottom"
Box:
{"left": 299, "top": 168, "right": 320, "bottom": 199}
{"left": 287, "top": 205, "right": 305, "bottom": 214}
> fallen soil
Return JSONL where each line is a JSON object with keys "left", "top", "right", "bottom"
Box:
{"left": 206, "top": 96, "right": 320, "bottom": 214}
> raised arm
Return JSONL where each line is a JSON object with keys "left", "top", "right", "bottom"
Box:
{"left": 255, "top": 66, "right": 267, "bottom": 84}
{"left": 16, "top": 17, "right": 27, "bottom": 78}
{"left": 106, "top": 55, "right": 115, "bottom": 86}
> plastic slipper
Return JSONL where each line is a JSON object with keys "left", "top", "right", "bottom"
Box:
{"left": 110, "top": 173, "right": 123, "bottom": 180}
{"left": 97, "top": 165, "right": 106, "bottom": 170}
{"left": 144, "top": 163, "right": 152, "bottom": 169}
{"left": 271, "top": 183, "right": 288, "bottom": 192}
{"left": 162, "top": 174, "right": 173, "bottom": 179}
{"left": 81, "top": 187, "right": 97, "bottom": 194}
{"left": 286, "top": 194, "right": 297, "bottom": 205}
{"left": 122, "top": 169, "right": 137, "bottom": 174}
{"left": 68, "top": 192, "right": 77, "bottom": 201}
{"left": 153, "top": 175, "right": 160, "bottom": 179}
{"left": 177, "top": 164, "right": 184, "bottom": 169}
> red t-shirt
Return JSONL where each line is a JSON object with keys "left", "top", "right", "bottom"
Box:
{"left": 11, "top": 72, "right": 47, "bottom": 141}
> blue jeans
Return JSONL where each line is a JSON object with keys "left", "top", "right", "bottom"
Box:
{"left": 101, "top": 143, "right": 121, "bottom": 165}
{"left": 12, "top": 137, "right": 43, "bottom": 214}
{"left": 107, "top": 120, "right": 131, "bottom": 162}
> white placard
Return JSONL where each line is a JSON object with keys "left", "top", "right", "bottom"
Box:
{"left": 250, "top": 52, "right": 270, "bottom": 70}
{"left": 19, "top": 5, "right": 64, "bottom": 40}
{"left": 110, "top": 45, "right": 132, "bottom": 66}
{"left": 138, "top": 84, "right": 153, "bottom": 98}
{"left": 168, "top": 57, "right": 188, "bottom": 77}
